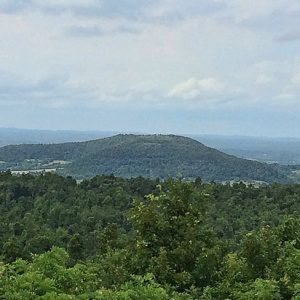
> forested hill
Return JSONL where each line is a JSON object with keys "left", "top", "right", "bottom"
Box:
{"left": 0, "top": 134, "right": 288, "bottom": 182}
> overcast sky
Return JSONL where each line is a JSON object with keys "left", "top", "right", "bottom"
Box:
{"left": 1, "top": 0, "right": 300, "bottom": 137}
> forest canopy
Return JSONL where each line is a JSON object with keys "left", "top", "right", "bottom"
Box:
{"left": 0, "top": 172, "right": 300, "bottom": 299}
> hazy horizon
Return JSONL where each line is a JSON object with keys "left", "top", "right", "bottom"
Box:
{"left": 1, "top": 126, "right": 300, "bottom": 140}
{"left": 1, "top": 1, "right": 300, "bottom": 137}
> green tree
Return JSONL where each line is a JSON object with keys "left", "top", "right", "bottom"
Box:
{"left": 129, "top": 180, "right": 220, "bottom": 290}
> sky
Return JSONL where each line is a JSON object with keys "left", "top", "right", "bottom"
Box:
{"left": 0, "top": 0, "right": 300, "bottom": 137}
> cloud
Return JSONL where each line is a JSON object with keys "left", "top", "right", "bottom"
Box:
{"left": 166, "top": 77, "right": 250, "bottom": 108}
{"left": 255, "top": 74, "right": 274, "bottom": 85}
{"left": 218, "top": 0, "right": 295, "bottom": 22}
{"left": 277, "top": 93, "right": 295, "bottom": 100}
{"left": 0, "top": 0, "right": 29, "bottom": 13}
{"left": 168, "top": 77, "right": 223, "bottom": 99}
{"left": 37, "top": 0, "right": 95, "bottom": 5}
{"left": 0, "top": 0, "right": 224, "bottom": 25}
{"left": 291, "top": 73, "right": 300, "bottom": 85}
{"left": 0, "top": 0, "right": 97, "bottom": 14}
{"left": 65, "top": 26, "right": 104, "bottom": 38}
{"left": 0, "top": 73, "right": 97, "bottom": 108}
{"left": 273, "top": 72, "right": 300, "bottom": 106}
{"left": 0, "top": 0, "right": 157, "bottom": 19}
{"left": 65, "top": 25, "right": 140, "bottom": 38}
{"left": 0, "top": 71, "right": 166, "bottom": 109}
{"left": 276, "top": 30, "right": 300, "bottom": 42}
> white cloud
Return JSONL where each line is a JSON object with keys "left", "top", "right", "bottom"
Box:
{"left": 34, "top": 0, "right": 96, "bottom": 5}
{"left": 291, "top": 73, "right": 300, "bottom": 85}
{"left": 169, "top": 77, "right": 223, "bottom": 99}
{"left": 276, "top": 30, "right": 300, "bottom": 42}
{"left": 255, "top": 74, "right": 274, "bottom": 85}
{"left": 278, "top": 93, "right": 295, "bottom": 100}
{"left": 219, "top": 0, "right": 289, "bottom": 22}
{"left": 272, "top": 71, "right": 300, "bottom": 106}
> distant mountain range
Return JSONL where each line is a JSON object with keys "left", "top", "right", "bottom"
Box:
{"left": 0, "top": 134, "right": 290, "bottom": 183}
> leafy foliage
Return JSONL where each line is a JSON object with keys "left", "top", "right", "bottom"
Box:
{"left": 0, "top": 172, "right": 300, "bottom": 298}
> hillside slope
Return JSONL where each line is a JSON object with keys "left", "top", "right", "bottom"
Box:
{"left": 0, "top": 134, "right": 288, "bottom": 182}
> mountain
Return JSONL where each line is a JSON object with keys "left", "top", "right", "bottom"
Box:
{"left": 1, "top": 128, "right": 300, "bottom": 166}
{"left": 0, "top": 134, "right": 289, "bottom": 182}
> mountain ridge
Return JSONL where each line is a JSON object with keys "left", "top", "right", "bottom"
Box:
{"left": 0, "top": 134, "right": 288, "bottom": 182}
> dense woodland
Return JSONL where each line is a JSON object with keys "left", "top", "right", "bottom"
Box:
{"left": 0, "top": 134, "right": 290, "bottom": 183}
{"left": 0, "top": 172, "right": 300, "bottom": 298}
